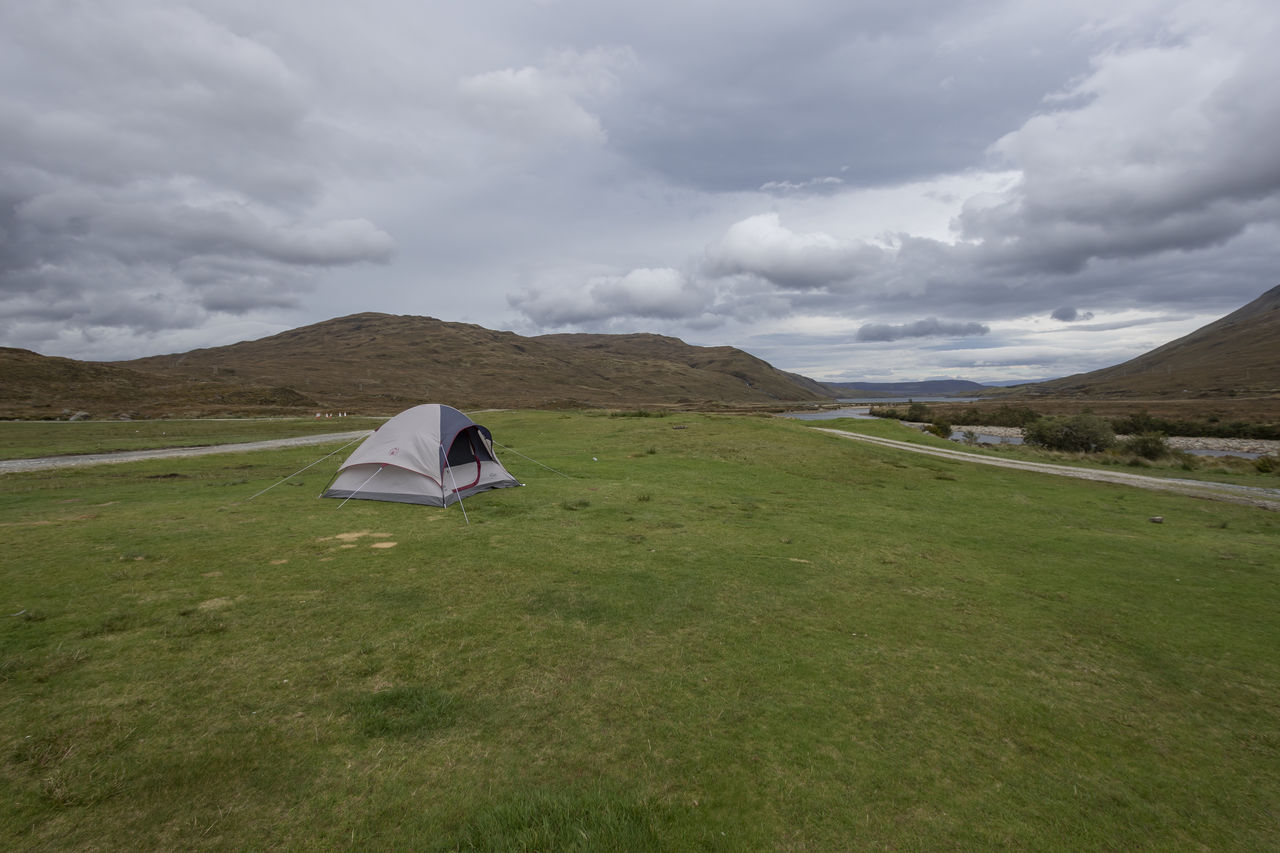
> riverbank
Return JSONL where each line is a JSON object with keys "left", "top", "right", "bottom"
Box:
{"left": 943, "top": 423, "right": 1279, "bottom": 456}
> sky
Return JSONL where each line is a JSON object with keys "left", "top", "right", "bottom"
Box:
{"left": 3, "top": 0, "right": 1279, "bottom": 383}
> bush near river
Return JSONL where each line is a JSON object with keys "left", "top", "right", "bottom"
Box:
{"left": 871, "top": 403, "right": 1280, "bottom": 441}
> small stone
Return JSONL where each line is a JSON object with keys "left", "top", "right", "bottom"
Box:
{"left": 1149, "top": 516, "right": 1164, "bottom": 524}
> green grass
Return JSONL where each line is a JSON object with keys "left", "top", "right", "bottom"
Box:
{"left": 825, "top": 416, "right": 1280, "bottom": 489}
{"left": 2, "top": 412, "right": 1278, "bottom": 850}
{"left": 0, "top": 417, "right": 382, "bottom": 460}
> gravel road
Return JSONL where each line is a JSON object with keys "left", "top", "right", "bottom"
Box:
{"left": 813, "top": 427, "right": 1280, "bottom": 511}
{"left": 0, "top": 431, "right": 372, "bottom": 474}
{"left": 6, "top": 426, "right": 1278, "bottom": 511}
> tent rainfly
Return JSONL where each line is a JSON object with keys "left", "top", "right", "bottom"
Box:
{"left": 321, "top": 404, "right": 520, "bottom": 506}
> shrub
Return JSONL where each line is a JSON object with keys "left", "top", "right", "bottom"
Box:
{"left": 905, "top": 402, "right": 932, "bottom": 422}
{"left": 1023, "top": 414, "right": 1116, "bottom": 453}
{"left": 610, "top": 409, "right": 664, "bottom": 418}
{"left": 926, "top": 418, "right": 952, "bottom": 439}
{"left": 1117, "top": 432, "right": 1171, "bottom": 460}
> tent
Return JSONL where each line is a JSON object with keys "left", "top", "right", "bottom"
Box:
{"left": 321, "top": 404, "right": 520, "bottom": 506}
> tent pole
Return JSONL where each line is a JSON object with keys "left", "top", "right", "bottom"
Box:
{"left": 337, "top": 466, "right": 383, "bottom": 509}
{"left": 444, "top": 461, "right": 470, "bottom": 525}
{"left": 247, "top": 434, "right": 368, "bottom": 501}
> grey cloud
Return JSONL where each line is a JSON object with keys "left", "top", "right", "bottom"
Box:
{"left": 570, "top": 1, "right": 1103, "bottom": 192}
{"left": 1051, "top": 306, "right": 1090, "bottom": 322}
{"left": 957, "top": 11, "right": 1280, "bottom": 278}
{"left": 5, "top": 0, "right": 1280, "bottom": 382}
{"left": 760, "top": 176, "right": 844, "bottom": 195}
{"left": 0, "top": 2, "right": 395, "bottom": 343}
{"left": 855, "top": 318, "right": 990, "bottom": 342}
{"left": 1, "top": 4, "right": 317, "bottom": 203}
{"left": 1043, "top": 315, "right": 1185, "bottom": 334}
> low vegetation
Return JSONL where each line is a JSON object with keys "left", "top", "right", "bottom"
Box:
{"left": 2, "top": 413, "right": 1278, "bottom": 850}
{"left": 873, "top": 402, "right": 1280, "bottom": 441}
{"left": 1023, "top": 413, "right": 1117, "bottom": 453}
{"left": 862, "top": 407, "right": 1279, "bottom": 485}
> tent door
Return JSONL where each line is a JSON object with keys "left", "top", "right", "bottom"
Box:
{"left": 444, "top": 428, "right": 485, "bottom": 491}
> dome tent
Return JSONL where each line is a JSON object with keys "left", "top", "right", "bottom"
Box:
{"left": 321, "top": 404, "right": 520, "bottom": 506}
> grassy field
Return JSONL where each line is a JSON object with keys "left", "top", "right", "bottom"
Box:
{"left": 2, "top": 412, "right": 1278, "bottom": 850}
{"left": 0, "top": 417, "right": 383, "bottom": 460}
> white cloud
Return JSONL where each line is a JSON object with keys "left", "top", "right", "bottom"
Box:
{"left": 457, "top": 47, "right": 632, "bottom": 147}
{"left": 702, "top": 213, "right": 886, "bottom": 290}
{"left": 510, "top": 267, "right": 710, "bottom": 325}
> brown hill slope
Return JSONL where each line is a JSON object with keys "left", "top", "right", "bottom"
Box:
{"left": 0, "top": 347, "right": 169, "bottom": 418}
{"left": 1013, "top": 284, "right": 1280, "bottom": 399}
{"left": 94, "top": 313, "right": 829, "bottom": 413}
{"left": 0, "top": 346, "right": 318, "bottom": 419}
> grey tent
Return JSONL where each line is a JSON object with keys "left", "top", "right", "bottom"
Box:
{"left": 321, "top": 404, "right": 520, "bottom": 506}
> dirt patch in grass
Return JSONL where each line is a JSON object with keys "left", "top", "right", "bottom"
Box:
{"left": 318, "top": 530, "right": 398, "bottom": 550}
{"left": 319, "top": 530, "right": 394, "bottom": 543}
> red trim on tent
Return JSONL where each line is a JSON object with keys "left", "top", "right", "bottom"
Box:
{"left": 445, "top": 432, "right": 484, "bottom": 492}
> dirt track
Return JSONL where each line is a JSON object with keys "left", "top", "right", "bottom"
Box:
{"left": 5, "top": 426, "right": 1278, "bottom": 511}
{"left": 0, "top": 431, "right": 372, "bottom": 475}
{"left": 813, "top": 427, "right": 1280, "bottom": 511}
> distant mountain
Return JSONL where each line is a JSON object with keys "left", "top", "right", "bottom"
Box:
{"left": 980, "top": 379, "right": 1056, "bottom": 388}
{"left": 0, "top": 313, "right": 832, "bottom": 417}
{"left": 1012, "top": 284, "right": 1280, "bottom": 398}
{"left": 824, "top": 379, "right": 990, "bottom": 398}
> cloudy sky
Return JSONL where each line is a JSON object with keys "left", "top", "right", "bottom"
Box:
{"left": 3, "top": 0, "right": 1278, "bottom": 382}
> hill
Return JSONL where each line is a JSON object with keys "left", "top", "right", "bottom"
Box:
{"left": 1008, "top": 284, "right": 1280, "bottom": 399}
{"left": 824, "top": 379, "right": 990, "bottom": 398}
{"left": 0, "top": 347, "right": 320, "bottom": 419}
{"left": 0, "top": 313, "right": 832, "bottom": 417}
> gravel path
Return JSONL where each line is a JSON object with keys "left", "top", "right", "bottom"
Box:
{"left": 0, "top": 431, "right": 372, "bottom": 474}
{"left": 6, "top": 425, "right": 1278, "bottom": 511}
{"left": 813, "top": 427, "right": 1280, "bottom": 511}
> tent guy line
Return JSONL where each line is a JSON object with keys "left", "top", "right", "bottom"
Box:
{"left": 246, "top": 433, "right": 368, "bottom": 501}
{"left": 489, "top": 441, "right": 575, "bottom": 480}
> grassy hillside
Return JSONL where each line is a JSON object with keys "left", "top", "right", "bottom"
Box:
{"left": 124, "top": 313, "right": 831, "bottom": 412}
{"left": 2, "top": 413, "right": 1277, "bottom": 850}
{"left": 0, "top": 315, "right": 831, "bottom": 419}
{"left": 1016, "top": 284, "right": 1280, "bottom": 398}
{"left": 0, "top": 347, "right": 318, "bottom": 420}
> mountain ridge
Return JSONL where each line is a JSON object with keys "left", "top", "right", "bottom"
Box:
{"left": 0, "top": 313, "right": 832, "bottom": 417}
{"left": 2, "top": 285, "right": 1277, "bottom": 419}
